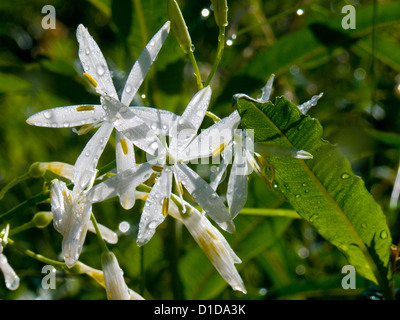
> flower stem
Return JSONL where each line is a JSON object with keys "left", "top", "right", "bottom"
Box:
{"left": 204, "top": 26, "right": 225, "bottom": 87}
{"left": 90, "top": 213, "right": 109, "bottom": 254}
{"left": 7, "top": 237, "right": 66, "bottom": 268}
{"left": 0, "top": 172, "right": 30, "bottom": 201}
{"left": 187, "top": 50, "right": 203, "bottom": 90}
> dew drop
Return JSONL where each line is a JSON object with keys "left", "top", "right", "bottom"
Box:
{"left": 341, "top": 173, "right": 350, "bottom": 180}
{"left": 43, "top": 111, "right": 52, "bottom": 119}
{"left": 148, "top": 220, "right": 159, "bottom": 229}
{"left": 125, "top": 85, "right": 132, "bottom": 93}
{"left": 380, "top": 230, "right": 388, "bottom": 239}
{"left": 6, "top": 275, "right": 20, "bottom": 291}
{"left": 295, "top": 194, "right": 301, "bottom": 198}
{"left": 302, "top": 183, "right": 307, "bottom": 187}
{"left": 96, "top": 65, "right": 105, "bottom": 76}
{"left": 85, "top": 48, "right": 90, "bottom": 55}
{"left": 361, "top": 223, "right": 367, "bottom": 229}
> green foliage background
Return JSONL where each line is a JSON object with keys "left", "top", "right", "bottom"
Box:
{"left": 0, "top": 0, "right": 399, "bottom": 299}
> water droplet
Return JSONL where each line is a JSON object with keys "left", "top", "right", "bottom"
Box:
{"left": 125, "top": 85, "right": 132, "bottom": 93}
{"left": 6, "top": 275, "right": 20, "bottom": 290}
{"left": 302, "top": 183, "right": 307, "bottom": 187}
{"left": 148, "top": 220, "right": 159, "bottom": 229}
{"left": 341, "top": 173, "right": 350, "bottom": 180}
{"left": 361, "top": 223, "right": 367, "bottom": 229}
{"left": 295, "top": 194, "right": 301, "bottom": 198}
{"left": 43, "top": 111, "right": 52, "bottom": 119}
{"left": 304, "top": 189, "right": 309, "bottom": 193}
{"left": 96, "top": 65, "right": 105, "bottom": 76}
{"left": 309, "top": 214, "right": 318, "bottom": 222}
{"left": 85, "top": 48, "right": 90, "bottom": 55}
{"left": 380, "top": 230, "right": 388, "bottom": 239}
{"left": 85, "top": 151, "right": 90, "bottom": 157}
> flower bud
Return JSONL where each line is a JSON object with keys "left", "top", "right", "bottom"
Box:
{"left": 29, "top": 162, "right": 46, "bottom": 178}
{"left": 211, "top": 0, "right": 228, "bottom": 27}
{"left": 101, "top": 251, "right": 130, "bottom": 300}
{"left": 167, "top": 0, "right": 193, "bottom": 53}
{"left": 32, "top": 211, "right": 53, "bottom": 229}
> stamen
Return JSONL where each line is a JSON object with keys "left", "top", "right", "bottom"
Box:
{"left": 206, "top": 229, "right": 218, "bottom": 241}
{"left": 151, "top": 165, "right": 164, "bottom": 172}
{"left": 146, "top": 172, "right": 158, "bottom": 186}
{"left": 83, "top": 73, "right": 98, "bottom": 88}
{"left": 73, "top": 124, "right": 95, "bottom": 136}
{"left": 212, "top": 142, "right": 226, "bottom": 158}
{"left": 178, "top": 181, "right": 184, "bottom": 195}
{"left": 162, "top": 198, "right": 170, "bottom": 217}
{"left": 119, "top": 138, "right": 129, "bottom": 155}
{"left": 76, "top": 105, "right": 95, "bottom": 112}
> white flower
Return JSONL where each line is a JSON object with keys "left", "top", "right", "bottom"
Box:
{"left": 0, "top": 226, "right": 19, "bottom": 291}
{"left": 101, "top": 251, "right": 131, "bottom": 300}
{"left": 88, "top": 86, "right": 236, "bottom": 246}
{"left": 49, "top": 162, "right": 118, "bottom": 267}
{"left": 27, "top": 21, "right": 173, "bottom": 209}
{"left": 142, "top": 191, "right": 246, "bottom": 294}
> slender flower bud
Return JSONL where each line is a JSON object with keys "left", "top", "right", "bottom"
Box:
{"left": 167, "top": 0, "right": 193, "bottom": 53}
{"left": 32, "top": 211, "right": 53, "bottom": 229}
{"left": 101, "top": 251, "right": 130, "bottom": 300}
{"left": 211, "top": 0, "right": 228, "bottom": 27}
{"left": 0, "top": 254, "right": 19, "bottom": 290}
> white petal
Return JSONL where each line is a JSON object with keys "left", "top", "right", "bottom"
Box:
{"left": 129, "top": 107, "right": 180, "bottom": 136}
{"left": 40, "top": 162, "right": 75, "bottom": 181}
{"left": 26, "top": 104, "right": 105, "bottom": 128}
{"left": 258, "top": 74, "right": 275, "bottom": 103}
{"left": 102, "top": 96, "right": 165, "bottom": 157}
{"left": 121, "top": 21, "right": 171, "bottom": 106}
{"left": 50, "top": 179, "right": 68, "bottom": 234}
{"left": 137, "top": 167, "right": 173, "bottom": 246}
{"left": 116, "top": 131, "right": 136, "bottom": 209}
{"left": 62, "top": 199, "right": 92, "bottom": 268}
{"left": 0, "top": 254, "right": 20, "bottom": 290}
{"left": 76, "top": 24, "right": 118, "bottom": 99}
{"left": 173, "top": 162, "right": 234, "bottom": 232}
{"left": 182, "top": 110, "right": 240, "bottom": 161}
{"left": 73, "top": 122, "right": 114, "bottom": 192}
{"left": 87, "top": 221, "right": 118, "bottom": 244}
{"left": 101, "top": 252, "right": 130, "bottom": 300}
{"left": 210, "top": 142, "right": 233, "bottom": 190}
{"left": 169, "top": 86, "right": 212, "bottom": 155}
{"left": 179, "top": 208, "right": 246, "bottom": 293}
{"left": 87, "top": 163, "right": 153, "bottom": 204}
{"left": 298, "top": 92, "right": 324, "bottom": 114}
{"left": 227, "top": 150, "right": 249, "bottom": 220}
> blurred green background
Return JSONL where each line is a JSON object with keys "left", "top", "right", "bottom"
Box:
{"left": 0, "top": 0, "right": 399, "bottom": 300}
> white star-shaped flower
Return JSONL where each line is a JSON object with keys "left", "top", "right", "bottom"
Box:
{"left": 88, "top": 86, "right": 236, "bottom": 246}
{"left": 27, "top": 21, "right": 174, "bottom": 210}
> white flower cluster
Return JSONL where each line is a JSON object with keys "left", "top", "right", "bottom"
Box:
{"left": 25, "top": 20, "right": 321, "bottom": 299}
{"left": 26, "top": 21, "right": 250, "bottom": 298}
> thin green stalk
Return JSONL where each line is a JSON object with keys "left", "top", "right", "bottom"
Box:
{"left": 7, "top": 237, "right": 66, "bottom": 268}
{"left": 204, "top": 26, "right": 225, "bottom": 87}
{"left": 8, "top": 221, "right": 35, "bottom": 236}
{"left": 188, "top": 50, "right": 203, "bottom": 90}
{"left": 90, "top": 213, "right": 109, "bottom": 254}
{"left": 0, "top": 172, "right": 30, "bottom": 201}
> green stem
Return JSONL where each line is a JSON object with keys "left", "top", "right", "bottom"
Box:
{"left": 7, "top": 237, "right": 66, "bottom": 268}
{"left": 204, "top": 26, "right": 225, "bottom": 87}
{"left": 90, "top": 213, "right": 109, "bottom": 254}
{"left": 8, "top": 221, "right": 35, "bottom": 236}
{"left": 205, "top": 111, "right": 221, "bottom": 123}
{"left": 0, "top": 190, "right": 50, "bottom": 222}
{"left": 187, "top": 50, "right": 203, "bottom": 90}
{"left": 0, "top": 172, "right": 30, "bottom": 201}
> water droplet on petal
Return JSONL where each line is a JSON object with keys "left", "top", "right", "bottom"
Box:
{"left": 341, "top": 173, "right": 350, "bottom": 180}
{"left": 5, "top": 275, "right": 20, "bottom": 290}
{"left": 43, "top": 111, "right": 52, "bottom": 119}
{"left": 125, "top": 85, "right": 132, "bottom": 93}
{"left": 97, "top": 65, "right": 105, "bottom": 76}
{"left": 85, "top": 48, "right": 90, "bottom": 55}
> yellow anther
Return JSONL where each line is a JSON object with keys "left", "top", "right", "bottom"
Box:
{"left": 162, "top": 198, "right": 170, "bottom": 217}
{"left": 212, "top": 142, "right": 226, "bottom": 157}
{"left": 76, "top": 124, "right": 94, "bottom": 135}
{"left": 206, "top": 228, "right": 218, "bottom": 241}
{"left": 178, "top": 181, "right": 184, "bottom": 195}
{"left": 76, "top": 105, "right": 95, "bottom": 112}
{"left": 119, "top": 138, "right": 129, "bottom": 155}
{"left": 83, "top": 72, "right": 98, "bottom": 88}
{"left": 151, "top": 165, "right": 164, "bottom": 172}
{"left": 146, "top": 172, "right": 158, "bottom": 186}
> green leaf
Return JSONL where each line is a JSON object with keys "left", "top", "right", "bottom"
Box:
{"left": 241, "top": 2, "right": 400, "bottom": 81}
{"left": 235, "top": 95, "right": 393, "bottom": 298}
